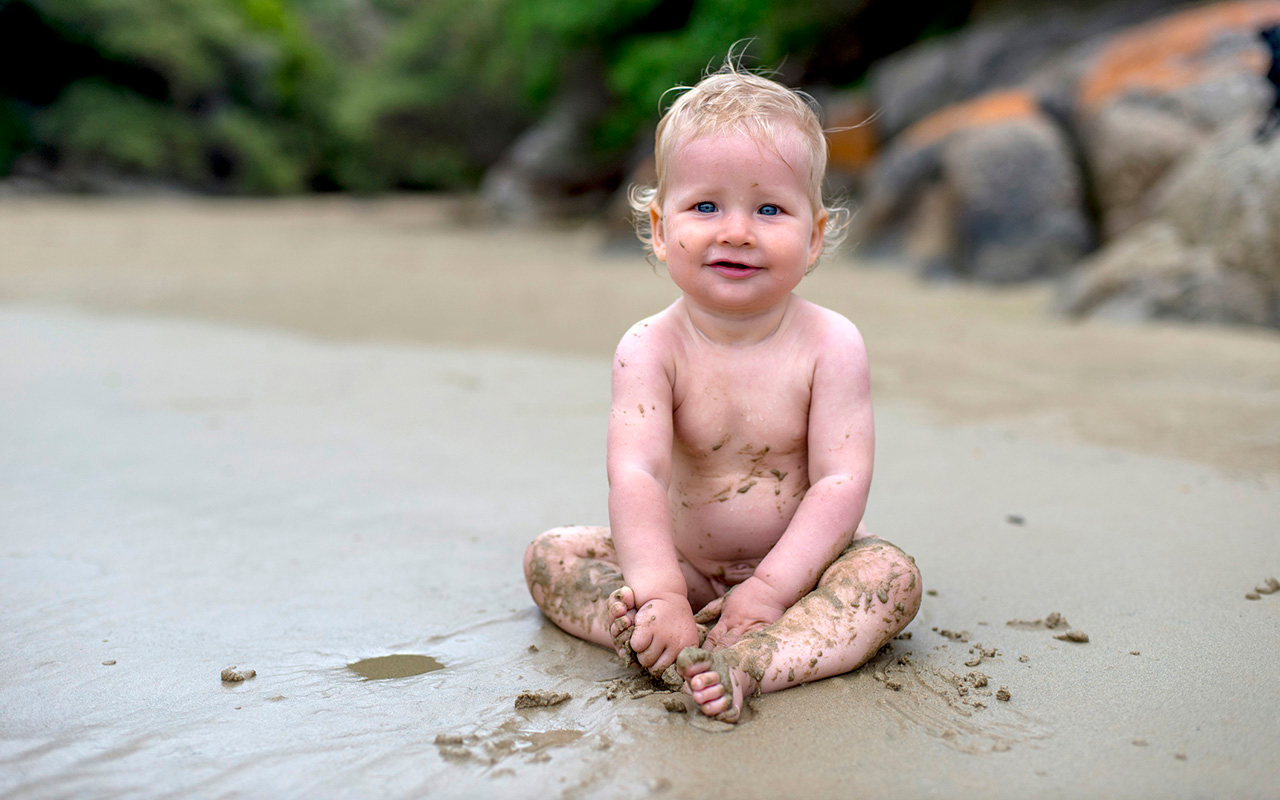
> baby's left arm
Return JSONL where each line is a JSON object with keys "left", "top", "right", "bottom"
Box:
{"left": 706, "top": 317, "right": 874, "bottom": 645}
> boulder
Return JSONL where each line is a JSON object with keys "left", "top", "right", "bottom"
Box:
{"left": 857, "top": 89, "right": 1092, "bottom": 281}
{"left": 1058, "top": 123, "right": 1280, "bottom": 326}
{"left": 1056, "top": 220, "right": 1273, "bottom": 325}
{"left": 1074, "top": 1, "right": 1280, "bottom": 235}
{"left": 1083, "top": 103, "right": 1206, "bottom": 237}
{"left": 941, "top": 116, "right": 1092, "bottom": 281}
{"left": 1152, "top": 122, "right": 1280, "bottom": 292}
{"left": 868, "top": 0, "right": 1187, "bottom": 139}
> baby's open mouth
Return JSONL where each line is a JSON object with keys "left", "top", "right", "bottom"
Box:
{"left": 710, "top": 261, "right": 761, "bottom": 272}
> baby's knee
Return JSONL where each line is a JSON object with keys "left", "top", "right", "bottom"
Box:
{"left": 523, "top": 528, "right": 567, "bottom": 593}
{"left": 887, "top": 550, "right": 923, "bottom": 621}
{"left": 827, "top": 538, "right": 922, "bottom": 618}
{"left": 523, "top": 526, "right": 615, "bottom": 590}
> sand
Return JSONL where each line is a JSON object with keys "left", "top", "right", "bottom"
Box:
{"left": 1, "top": 197, "right": 1278, "bottom": 798}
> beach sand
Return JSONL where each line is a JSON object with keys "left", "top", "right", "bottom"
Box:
{"left": 1, "top": 197, "right": 1277, "bottom": 797}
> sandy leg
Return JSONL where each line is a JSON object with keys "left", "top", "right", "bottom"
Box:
{"left": 523, "top": 526, "right": 626, "bottom": 652}
{"left": 677, "top": 535, "right": 921, "bottom": 722}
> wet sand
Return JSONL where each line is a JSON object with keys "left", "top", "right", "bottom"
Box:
{"left": 1, "top": 197, "right": 1278, "bottom": 797}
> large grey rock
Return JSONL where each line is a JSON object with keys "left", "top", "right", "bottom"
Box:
{"left": 1058, "top": 124, "right": 1280, "bottom": 327}
{"left": 1073, "top": 8, "right": 1277, "bottom": 241}
{"left": 1082, "top": 103, "right": 1206, "bottom": 238}
{"left": 940, "top": 117, "right": 1092, "bottom": 281}
{"left": 1152, "top": 123, "right": 1280, "bottom": 291}
{"left": 868, "top": 0, "right": 1186, "bottom": 138}
{"left": 1056, "top": 220, "right": 1273, "bottom": 325}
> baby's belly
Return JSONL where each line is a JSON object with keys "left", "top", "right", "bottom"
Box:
{"left": 670, "top": 471, "right": 806, "bottom": 584}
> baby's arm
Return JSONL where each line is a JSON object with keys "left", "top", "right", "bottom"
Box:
{"left": 707, "top": 316, "right": 875, "bottom": 647}
{"left": 606, "top": 321, "right": 700, "bottom": 672}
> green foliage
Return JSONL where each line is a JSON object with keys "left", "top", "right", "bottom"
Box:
{"left": 33, "top": 80, "right": 203, "bottom": 177}
{"left": 0, "top": 0, "right": 971, "bottom": 194}
{"left": 0, "top": 99, "right": 32, "bottom": 174}
{"left": 207, "top": 107, "right": 307, "bottom": 192}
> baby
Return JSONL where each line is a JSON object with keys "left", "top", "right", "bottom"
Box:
{"left": 523, "top": 59, "right": 921, "bottom": 723}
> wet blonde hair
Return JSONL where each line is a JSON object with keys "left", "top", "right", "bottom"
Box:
{"left": 629, "top": 55, "right": 850, "bottom": 268}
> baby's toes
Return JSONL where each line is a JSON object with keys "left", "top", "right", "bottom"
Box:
{"left": 609, "top": 610, "right": 633, "bottom": 637}
{"left": 607, "top": 585, "right": 635, "bottom": 613}
{"left": 688, "top": 670, "right": 721, "bottom": 693}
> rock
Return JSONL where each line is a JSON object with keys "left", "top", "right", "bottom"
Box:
{"left": 481, "top": 50, "right": 622, "bottom": 220}
{"left": 939, "top": 114, "right": 1092, "bottom": 281}
{"left": 1074, "top": 1, "right": 1280, "bottom": 235}
{"left": 1060, "top": 122, "right": 1280, "bottom": 327}
{"left": 858, "top": 91, "right": 1091, "bottom": 281}
{"left": 868, "top": 0, "right": 1186, "bottom": 138}
{"left": 823, "top": 90, "right": 881, "bottom": 188}
{"left": 1056, "top": 220, "right": 1273, "bottom": 325}
{"left": 1081, "top": 104, "right": 1206, "bottom": 238}
{"left": 1152, "top": 123, "right": 1280, "bottom": 293}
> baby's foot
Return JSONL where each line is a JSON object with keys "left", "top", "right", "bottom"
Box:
{"left": 676, "top": 646, "right": 753, "bottom": 723}
{"left": 608, "top": 586, "right": 639, "bottom": 666}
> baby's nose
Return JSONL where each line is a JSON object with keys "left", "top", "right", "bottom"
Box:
{"left": 716, "top": 210, "right": 756, "bottom": 246}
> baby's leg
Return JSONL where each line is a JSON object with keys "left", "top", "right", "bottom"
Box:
{"left": 524, "top": 526, "right": 632, "bottom": 653}
{"left": 679, "top": 535, "right": 921, "bottom": 722}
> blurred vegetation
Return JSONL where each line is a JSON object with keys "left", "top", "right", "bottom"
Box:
{"left": 0, "top": 0, "right": 971, "bottom": 194}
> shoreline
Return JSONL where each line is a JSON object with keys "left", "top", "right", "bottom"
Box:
{"left": 2, "top": 196, "right": 1277, "bottom": 475}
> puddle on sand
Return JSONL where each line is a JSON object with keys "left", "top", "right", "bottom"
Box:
{"left": 348, "top": 654, "right": 445, "bottom": 680}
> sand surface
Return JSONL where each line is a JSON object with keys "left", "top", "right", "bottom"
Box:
{"left": 1, "top": 197, "right": 1278, "bottom": 798}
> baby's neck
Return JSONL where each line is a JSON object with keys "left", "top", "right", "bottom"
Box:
{"left": 680, "top": 294, "right": 794, "bottom": 347}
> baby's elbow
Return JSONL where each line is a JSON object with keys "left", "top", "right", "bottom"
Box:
{"left": 607, "top": 461, "right": 669, "bottom": 493}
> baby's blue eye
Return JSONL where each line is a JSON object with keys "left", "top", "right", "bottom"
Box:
{"left": 759, "top": 204, "right": 780, "bottom": 216}
{"left": 695, "top": 201, "right": 717, "bottom": 213}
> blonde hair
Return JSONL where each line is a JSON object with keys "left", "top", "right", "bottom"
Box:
{"left": 629, "top": 55, "right": 850, "bottom": 268}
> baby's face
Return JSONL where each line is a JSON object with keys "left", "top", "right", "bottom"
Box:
{"left": 650, "top": 127, "right": 825, "bottom": 316}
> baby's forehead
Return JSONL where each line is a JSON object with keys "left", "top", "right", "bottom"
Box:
{"left": 668, "top": 122, "right": 814, "bottom": 169}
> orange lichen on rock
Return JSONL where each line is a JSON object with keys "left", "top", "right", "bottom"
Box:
{"left": 1079, "top": 0, "right": 1280, "bottom": 111}
{"left": 899, "top": 89, "right": 1040, "bottom": 149}
{"left": 826, "top": 97, "right": 881, "bottom": 172}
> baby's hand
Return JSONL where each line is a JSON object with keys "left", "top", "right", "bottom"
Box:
{"left": 628, "top": 593, "right": 699, "bottom": 675}
{"left": 703, "top": 577, "right": 789, "bottom": 649}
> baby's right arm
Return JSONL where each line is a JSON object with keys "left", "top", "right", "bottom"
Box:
{"left": 606, "top": 320, "right": 699, "bottom": 672}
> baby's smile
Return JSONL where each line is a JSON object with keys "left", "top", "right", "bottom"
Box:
{"left": 709, "top": 260, "right": 763, "bottom": 278}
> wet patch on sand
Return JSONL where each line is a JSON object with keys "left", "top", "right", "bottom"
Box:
{"left": 347, "top": 654, "right": 444, "bottom": 680}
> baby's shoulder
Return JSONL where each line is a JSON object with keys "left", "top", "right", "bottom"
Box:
{"left": 789, "top": 298, "right": 866, "bottom": 353}
{"left": 613, "top": 305, "right": 685, "bottom": 369}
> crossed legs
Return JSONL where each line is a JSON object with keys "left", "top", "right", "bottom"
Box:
{"left": 523, "top": 527, "right": 922, "bottom": 722}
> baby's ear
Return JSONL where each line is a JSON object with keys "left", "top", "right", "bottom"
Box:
{"left": 649, "top": 203, "right": 668, "bottom": 263}
{"left": 808, "top": 209, "right": 828, "bottom": 266}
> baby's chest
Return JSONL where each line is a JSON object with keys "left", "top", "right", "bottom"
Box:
{"left": 671, "top": 364, "right": 812, "bottom": 457}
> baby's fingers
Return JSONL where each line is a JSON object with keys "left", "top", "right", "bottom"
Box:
{"left": 629, "top": 623, "right": 655, "bottom": 659}
{"left": 693, "top": 596, "right": 725, "bottom": 625}
{"left": 702, "top": 621, "right": 742, "bottom": 650}
{"left": 644, "top": 643, "right": 680, "bottom": 676}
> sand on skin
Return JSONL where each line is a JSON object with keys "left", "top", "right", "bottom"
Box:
{"left": 0, "top": 197, "right": 1277, "bottom": 798}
